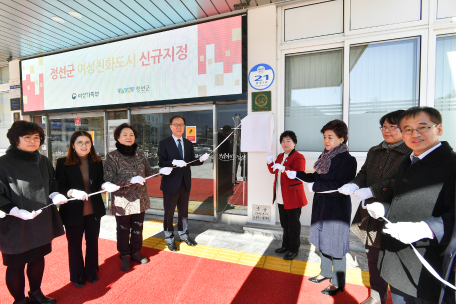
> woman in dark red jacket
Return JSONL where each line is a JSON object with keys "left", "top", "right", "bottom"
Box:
{"left": 267, "top": 130, "right": 307, "bottom": 260}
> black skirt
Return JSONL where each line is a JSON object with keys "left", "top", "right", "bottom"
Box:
{"left": 2, "top": 243, "right": 52, "bottom": 266}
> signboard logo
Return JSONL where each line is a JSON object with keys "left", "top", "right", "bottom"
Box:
{"left": 75, "top": 118, "right": 81, "bottom": 127}
{"left": 248, "top": 63, "right": 275, "bottom": 91}
{"left": 72, "top": 93, "right": 77, "bottom": 99}
{"left": 117, "top": 87, "right": 135, "bottom": 94}
{"left": 186, "top": 126, "right": 196, "bottom": 143}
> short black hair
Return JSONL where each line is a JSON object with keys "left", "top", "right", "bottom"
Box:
{"left": 113, "top": 123, "right": 138, "bottom": 141}
{"left": 379, "top": 110, "right": 405, "bottom": 126}
{"left": 398, "top": 106, "right": 442, "bottom": 129}
{"left": 321, "top": 119, "right": 348, "bottom": 143}
{"left": 280, "top": 130, "right": 297, "bottom": 144}
{"left": 7, "top": 121, "right": 45, "bottom": 146}
{"left": 170, "top": 115, "right": 186, "bottom": 125}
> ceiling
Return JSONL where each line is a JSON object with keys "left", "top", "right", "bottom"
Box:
{"left": 0, "top": 0, "right": 277, "bottom": 63}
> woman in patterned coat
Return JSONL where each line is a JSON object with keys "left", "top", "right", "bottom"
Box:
{"left": 339, "top": 110, "right": 412, "bottom": 304}
{"left": 104, "top": 123, "right": 172, "bottom": 271}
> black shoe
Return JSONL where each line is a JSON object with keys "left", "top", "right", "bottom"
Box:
{"left": 182, "top": 236, "right": 197, "bottom": 246}
{"left": 284, "top": 251, "right": 298, "bottom": 260}
{"left": 166, "top": 241, "right": 178, "bottom": 251}
{"left": 275, "top": 247, "right": 289, "bottom": 254}
{"left": 308, "top": 275, "right": 330, "bottom": 284}
{"left": 28, "top": 290, "right": 56, "bottom": 304}
{"left": 14, "top": 297, "right": 30, "bottom": 304}
{"left": 87, "top": 274, "right": 98, "bottom": 284}
{"left": 73, "top": 275, "right": 86, "bottom": 288}
{"left": 321, "top": 285, "right": 344, "bottom": 296}
{"left": 132, "top": 252, "right": 149, "bottom": 264}
{"left": 120, "top": 255, "right": 131, "bottom": 271}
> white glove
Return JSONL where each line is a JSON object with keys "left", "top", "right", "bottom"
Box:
{"left": 366, "top": 202, "right": 385, "bottom": 219}
{"left": 338, "top": 183, "right": 359, "bottom": 195}
{"left": 306, "top": 182, "right": 314, "bottom": 193}
{"left": 0, "top": 210, "right": 5, "bottom": 218}
{"left": 159, "top": 167, "right": 173, "bottom": 175}
{"left": 130, "top": 176, "right": 146, "bottom": 185}
{"left": 102, "top": 182, "right": 120, "bottom": 193}
{"left": 9, "top": 207, "right": 42, "bottom": 220}
{"left": 354, "top": 187, "right": 373, "bottom": 203}
{"left": 383, "top": 221, "right": 434, "bottom": 244}
{"left": 285, "top": 170, "right": 297, "bottom": 179}
{"left": 172, "top": 160, "right": 187, "bottom": 168}
{"left": 266, "top": 151, "right": 274, "bottom": 164}
{"left": 272, "top": 163, "right": 285, "bottom": 173}
{"left": 50, "top": 192, "right": 68, "bottom": 205}
{"left": 70, "top": 189, "right": 88, "bottom": 201}
{"left": 199, "top": 153, "right": 210, "bottom": 162}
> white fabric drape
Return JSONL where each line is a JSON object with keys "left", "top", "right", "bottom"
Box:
{"left": 240, "top": 113, "right": 274, "bottom": 152}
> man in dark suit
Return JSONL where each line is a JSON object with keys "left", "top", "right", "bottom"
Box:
{"left": 158, "top": 116, "right": 209, "bottom": 251}
{"left": 366, "top": 107, "right": 456, "bottom": 304}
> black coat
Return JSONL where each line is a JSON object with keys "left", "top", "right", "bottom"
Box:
{"left": 296, "top": 151, "right": 357, "bottom": 258}
{"left": 55, "top": 157, "right": 106, "bottom": 226}
{"left": 158, "top": 136, "right": 203, "bottom": 194}
{"left": 378, "top": 142, "right": 456, "bottom": 302}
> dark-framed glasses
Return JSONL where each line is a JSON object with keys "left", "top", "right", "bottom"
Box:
{"left": 379, "top": 126, "right": 398, "bottom": 132}
{"left": 20, "top": 136, "right": 41, "bottom": 143}
{"left": 401, "top": 124, "right": 439, "bottom": 135}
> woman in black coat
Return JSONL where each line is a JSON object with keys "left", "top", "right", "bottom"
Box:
{"left": 286, "top": 120, "right": 357, "bottom": 296}
{"left": 56, "top": 131, "right": 119, "bottom": 288}
{"left": 0, "top": 121, "right": 67, "bottom": 304}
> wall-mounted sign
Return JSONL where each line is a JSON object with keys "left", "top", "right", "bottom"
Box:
{"left": 186, "top": 126, "right": 196, "bottom": 143}
{"left": 248, "top": 63, "right": 275, "bottom": 91}
{"left": 252, "top": 204, "right": 271, "bottom": 222}
{"left": 10, "top": 98, "right": 21, "bottom": 111}
{"left": 87, "top": 131, "right": 95, "bottom": 145}
{"left": 13, "top": 112, "right": 20, "bottom": 122}
{"left": 9, "top": 84, "right": 21, "bottom": 99}
{"left": 75, "top": 118, "right": 81, "bottom": 126}
{"left": 252, "top": 91, "right": 271, "bottom": 112}
{"left": 108, "top": 119, "right": 129, "bottom": 151}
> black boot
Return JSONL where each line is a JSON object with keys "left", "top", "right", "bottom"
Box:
{"left": 13, "top": 297, "right": 30, "bottom": 304}
{"left": 28, "top": 290, "right": 56, "bottom": 304}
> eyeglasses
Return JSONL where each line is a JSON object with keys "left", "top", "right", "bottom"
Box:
{"left": 171, "top": 123, "right": 185, "bottom": 128}
{"left": 379, "top": 126, "right": 399, "bottom": 132}
{"left": 21, "top": 136, "right": 41, "bottom": 143}
{"left": 401, "top": 124, "right": 439, "bottom": 135}
{"left": 75, "top": 142, "right": 92, "bottom": 147}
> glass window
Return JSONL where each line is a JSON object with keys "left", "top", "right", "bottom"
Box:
{"left": 349, "top": 37, "right": 420, "bottom": 151}
{"left": 0, "top": 66, "right": 9, "bottom": 84}
{"left": 285, "top": 49, "right": 343, "bottom": 151}
{"left": 0, "top": 92, "right": 12, "bottom": 149}
{"left": 435, "top": 34, "right": 456, "bottom": 147}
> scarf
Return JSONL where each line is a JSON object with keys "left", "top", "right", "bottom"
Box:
{"left": 381, "top": 140, "right": 404, "bottom": 150}
{"left": 116, "top": 142, "right": 138, "bottom": 157}
{"left": 313, "top": 143, "right": 348, "bottom": 174}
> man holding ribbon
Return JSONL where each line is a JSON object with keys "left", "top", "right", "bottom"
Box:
{"left": 365, "top": 107, "right": 456, "bottom": 304}
{"left": 158, "top": 116, "right": 209, "bottom": 251}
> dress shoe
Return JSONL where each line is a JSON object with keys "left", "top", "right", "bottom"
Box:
{"left": 182, "top": 236, "right": 197, "bottom": 246}
{"left": 167, "top": 241, "right": 178, "bottom": 251}
{"left": 275, "top": 247, "right": 289, "bottom": 254}
{"left": 120, "top": 255, "right": 131, "bottom": 271}
{"left": 360, "top": 296, "right": 385, "bottom": 304}
{"left": 321, "top": 285, "right": 344, "bottom": 296}
{"left": 14, "top": 297, "right": 30, "bottom": 304}
{"left": 132, "top": 252, "right": 149, "bottom": 264}
{"left": 87, "top": 274, "right": 98, "bottom": 284}
{"left": 308, "top": 275, "right": 330, "bottom": 284}
{"left": 284, "top": 251, "right": 298, "bottom": 260}
{"left": 28, "top": 290, "right": 56, "bottom": 304}
{"left": 73, "top": 275, "right": 86, "bottom": 288}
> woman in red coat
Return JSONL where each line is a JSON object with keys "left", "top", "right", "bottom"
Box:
{"left": 267, "top": 130, "right": 307, "bottom": 260}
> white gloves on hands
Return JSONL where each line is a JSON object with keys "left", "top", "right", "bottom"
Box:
{"left": 9, "top": 207, "right": 42, "bottom": 220}
{"left": 199, "top": 153, "right": 210, "bottom": 162}
{"left": 285, "top": 170, "right": 297, "bottom": 179}
{"left": 159, "top": 167, "right": 173, "bottom": 175}
{"left": 131, "top": 176, "right": 146, "bottom": 185}
{"left": 338, "top": 183, "right": 359, "bottom": 195}
{"left": 354, "top": 187, "right": 374, "bottom": 203}
{"left": 365, "top": 202, "right": 385, "bottom": 219}
{"left": 0, "top": 210, "right": 5, "bottom": 218}
{"left": 266, "top": 151, "right": 274, "bottom": 164}
{"left": 49, "top": 192, "right": 68, "bottom": 205}
{"left": 306, "top": 182, "right": 314, "bottom": 193}
{"left": 172, "top": 160, "right": 187, "bottom": 167}
{"left": 102, "top": 182, "right": 120, "bottom": 193}
{"left": 383, "top": 221, "right": 434, "bottom": 244}
{"left": 272, "top": 163, "right": 285, "bottom": 173}
{"left": 70, "top": 189, "right": 88, "bottom": 201}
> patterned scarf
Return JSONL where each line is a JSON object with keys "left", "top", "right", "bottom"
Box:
{"left": 313, "top": 143, "right": 348, "bottom": 174}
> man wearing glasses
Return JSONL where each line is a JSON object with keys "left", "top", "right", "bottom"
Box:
{"left": 365, "top": 107, "right": 456, "bottom": 304}
{"left": 158, "top": 116, "right": 209, "bottom": 251}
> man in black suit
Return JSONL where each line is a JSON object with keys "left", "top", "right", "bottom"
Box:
{"left": 366, "top": 107, "right": 456, "bottom": 304}
{"left": 158, "top": 116, "right": 209, "bottom": 251}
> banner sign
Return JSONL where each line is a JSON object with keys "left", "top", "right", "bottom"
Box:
{"left": 75, "top": 118, "right": 81, "bottom": 126}
{"left": 186, "top": 126, "right": 197, "bottom": 143}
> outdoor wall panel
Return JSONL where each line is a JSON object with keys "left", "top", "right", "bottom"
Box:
{"left": 437, "top": 0, "right": 456, "bottom": 19}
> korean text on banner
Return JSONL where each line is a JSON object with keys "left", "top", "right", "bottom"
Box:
{"left": 240, "top": 113, "right": 274, "bottom": 152}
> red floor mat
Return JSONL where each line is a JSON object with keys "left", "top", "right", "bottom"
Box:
{"left": 147, "top": 176, "right": 214, "bottom": 202}
{"left": 0, "top": 236, "right": 391, "bottom": 304}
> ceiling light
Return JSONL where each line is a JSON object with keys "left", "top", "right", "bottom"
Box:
{"left": 51, "top": 16, "right": 65, "bottom": 23}
{"left": 68, "top": 11, "right": 82, "bottom": 19}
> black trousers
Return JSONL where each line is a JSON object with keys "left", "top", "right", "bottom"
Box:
{"left": 278, "top": 204, "right": 302, "bottom": 253}
{"left": 390, "top": 285, "right": 437, "bottom": 304}
{"left": 115, "top": 212, "right": 145, "bottom": 259}
{"left": 163, "top": 181, "right": 190, "bottom": 242}
{"left": 65, "top": 214, "right": 100, "bottom": 283}
{"left": 365, "top": 245, "right": 388, "bottom": 302}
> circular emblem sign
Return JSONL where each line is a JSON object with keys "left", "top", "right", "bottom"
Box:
{"left": 254, "top": 93, "right": 268, "bottom": 108}
{"left": 248, "top": 63, "right": 275, "bottom": 91}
